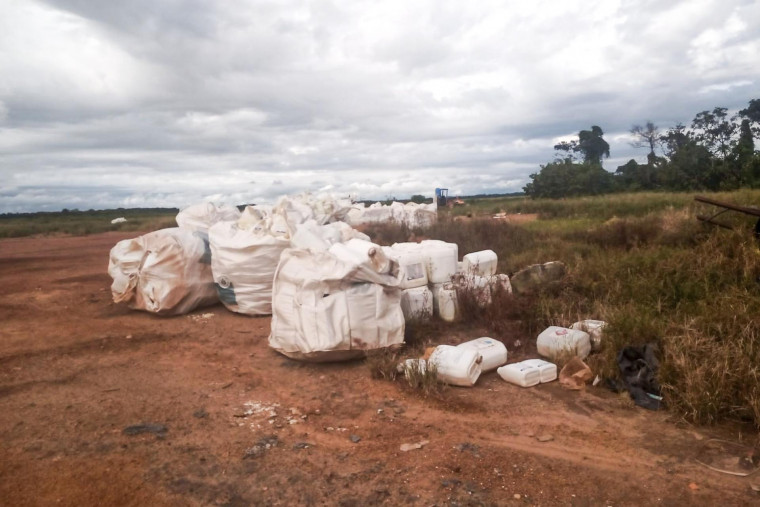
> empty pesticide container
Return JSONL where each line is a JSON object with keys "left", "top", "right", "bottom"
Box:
{"left": 497, "top": 363, "right": 540, "bottom": 387}
{"left": 428, "top": 345, "right": 482, "bottom": 387}
{"left": 462, "top": 250, "right": 498, "bottom": 277}
{"left": 536, "top": 326, "right": 591, "bottom": 361}
{"left": 400, "top": 286, "right": 433, "bottom": 320}
{"left": 391, "top": 251, "right": 428, "bottom": 289}
{"left": 435, "top": 283, "right": 458, "bottom": 322}
{"left": 421, "top": 240, "right": 458, "bottom": 284}
{"left": 456, "top": 337, "right": 507, "bottom": 372}
{"left": 520, "top": 359, "right": 558, "bottom": 383}
{"left": 570, "top": 319, "right": 607, "bottom": 352}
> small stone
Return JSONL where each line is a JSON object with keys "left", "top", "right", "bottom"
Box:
{"left": 349, "top": 434, "right": 361, "bottom": 443}
{"left": 514, "top": 494, "right": 521, "bottom": 499}
{"left": 688, "top": 482, "right": 699, "bottom": 491}
{"left": 536, "top": 434, "right": 554, "bottom": 442}
{"left": 125, "top": 334, "right": 132, "bottom": 340}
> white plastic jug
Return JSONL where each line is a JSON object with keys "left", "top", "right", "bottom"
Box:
{"left": 497, "top": 363, "right": 540, "bottom": 387}
{"left": 536, "top": 326, "right": 591, "bottom": 361}
{"left": 570, "top": 320, "right": 607, "bottom": 352}
{"left": 436, "top": 284, "right": 458, "bottom": 322}
{"left": 456, "top": 337, "right": 507, "bottom": 372}
{"left": 462, "top": 250, "right": 498, "bottom": 277}
{"left": 421, "top": 240, "right": 458, "bottom": 284}
{"left": 401, "top": 286, "right": 433, "bottom": 320}
{"left": 391, "top": 251, "right": 428, "bottom": 289}
{"left": 520, "top": 359, "right": 558, "bottom": 383}
{"left": 428, "top": 345, "right": 482, "bottom": 387}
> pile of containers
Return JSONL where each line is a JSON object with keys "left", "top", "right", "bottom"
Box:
{"left": 384, "top": 242, "right": 510, "bottom": 323}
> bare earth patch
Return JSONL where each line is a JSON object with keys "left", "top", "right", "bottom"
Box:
{"left": 0, "top": 232, "right": 756, "bottom": 505}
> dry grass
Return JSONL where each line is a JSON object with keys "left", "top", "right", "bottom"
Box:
{"left": 366, "top": 189, "right": 760, "bottom": 427}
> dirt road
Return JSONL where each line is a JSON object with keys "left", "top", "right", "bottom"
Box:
{"left": 0, "top": 232, "right": 756, "bottom": 505}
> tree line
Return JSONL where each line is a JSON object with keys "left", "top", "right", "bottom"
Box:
{"left": 524, "top": 99, "right": 760, "bottom": 198}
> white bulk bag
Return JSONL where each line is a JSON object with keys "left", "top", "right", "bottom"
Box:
{"left": 269, "top": 248, "right": 404, "bottom": 362}
{"left": 208, "top": 221, "right": 290, "bottom": 316}
{"left": 176, "top": 202, "right": 241, "bottom": 234}
{"left": 108, "top": 228, "right": 218, "bottom": 315}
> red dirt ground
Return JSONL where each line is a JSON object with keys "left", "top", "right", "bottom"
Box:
{"left": 1, "top": 232, "right": 758, "bottom": 506}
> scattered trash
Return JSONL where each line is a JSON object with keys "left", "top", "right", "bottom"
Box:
{"left": 123, "top": 423, "right": 168, "bottom": 437}
{"left": 570, "top": 320, "right": 607, "bottom": 352}
{"left": 190, "top": 313, "right": 215, "bottom": 322}
{"left": 592, "top": 375, "right": 601, "bottom": 387}
{"left": 536, "top": 326, "right": 591, "bottom": 361}
{"left": 559, "top": 357, "right": 593, "bottom": 390}
{"left": 110, "top": 217, "right": 127, "bottom": 224}
{"left": 536, "top": 434, "right": 554, "bottom": 442}
{"left": 695, "top": 438, "right": 760, "bottom": 477}
{"left": 293, "top": 442, "right": 313, "bottom": 450}
{"left": 432, "top": 282, "right": 458, "bottom": 322}
{"left": 688, "top": 482, "right": 699, "bottom": 491}
{"left": 611, "top": 343, "right": 662, "bottom": 410}
{"left": 108, "top": 228, "right": 218, "bottom": 315}
{"left": 349, "top": 434, "right": 361, "bottom": 443}
{"left": 521, "top": 359, "right": 558, "bottom": 383}
{"left": 428, "top": 345, "right": 481, "bottom": 387}
{"left": 497, "top": 362, "right": 540, "bottom": 387}
{"left": 400, "top": 440, "right": 429, "bottom": 452}
{"left": 456, "top": 337, "right": 507, "bottom": 372}
{"left": 243, "top": 435, "right": 279, "bottom": 459}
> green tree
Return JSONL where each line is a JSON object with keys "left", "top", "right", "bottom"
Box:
{"left": 577, "top": 126, "right": 610, "bottom": 166}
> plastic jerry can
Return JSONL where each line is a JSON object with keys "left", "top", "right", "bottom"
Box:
{"left": 435, "top": 283, "right": 458, "bottom": 322}
{"left": 400, "top": 286, "right": 433, "bottom": 321}
{"left": 570, "top": 320, "right": 607, "bottom": 352}
{"left": 536, "top": 326, "right": 591, "bottom": 361}
{"left": 394, "top": 251, "right": 428, "bottom": 289}
{"left": 456, "top": 337, "right": 507, "bottom": 372}
{"left": 497, "top": 363, "right": 540, "bottom": 387}
{"left": 462, "top": 250, "right": 498, "bottom": 277}
{"left": 520, "top": 359, "right": 558, "bottom": 383}
{"left": 420, "top": 240, "right": 458, "bottom": 284}
{"left": 428, "top": 345, "right": 482, "bottom": 387}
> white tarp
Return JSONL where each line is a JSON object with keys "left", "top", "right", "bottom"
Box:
{"left": 269, "top": 247, "right": 405, "bottom": 362}
{"left": 176, "top": 202, "right": 242, "bottom": 234}
{"left": 208, "top": 219, "right": 290, "bottom": 316}
{"left": 108, "top": 228, "right": 218, "bottom": 315}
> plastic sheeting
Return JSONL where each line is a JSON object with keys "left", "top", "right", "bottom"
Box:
{"left": 269, "top": 247, "right": 405, "bottom": 362}
{"left": 108, "top": 228, "right": 218, "bottom": 315}
{"left": 176, "top": 202, "right": 242, "bottom": 234}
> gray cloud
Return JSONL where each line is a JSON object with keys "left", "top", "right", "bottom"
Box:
{"left": 1, "top": 0, "right": 759, "bottom": 212}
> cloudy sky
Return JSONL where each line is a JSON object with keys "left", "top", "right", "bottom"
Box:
{"left": 1, "top": 0, "right": 759, "bottom": 212}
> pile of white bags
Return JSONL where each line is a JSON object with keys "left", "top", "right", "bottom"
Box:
{"left": 268, "top": 246, "right": 405, "bottom": 362}
{"left": 345, "top": 201, "right": 437, "bottom": 229}
{"left": 107, "top": 228, "right": 218, "bottom": 315}
{"left": 175, "top": 202, "right": 242, "bottom": 234}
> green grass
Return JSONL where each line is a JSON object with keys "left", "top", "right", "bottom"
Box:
{"left": 0, "top": 209, "right": 179, "bottom": 238}
{"left": 365, "top": 189, "right": 760, "bottom": 427}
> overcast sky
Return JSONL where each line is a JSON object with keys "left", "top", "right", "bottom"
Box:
{"left": 1, "top": 0, "right": 759, "bottom": 212}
